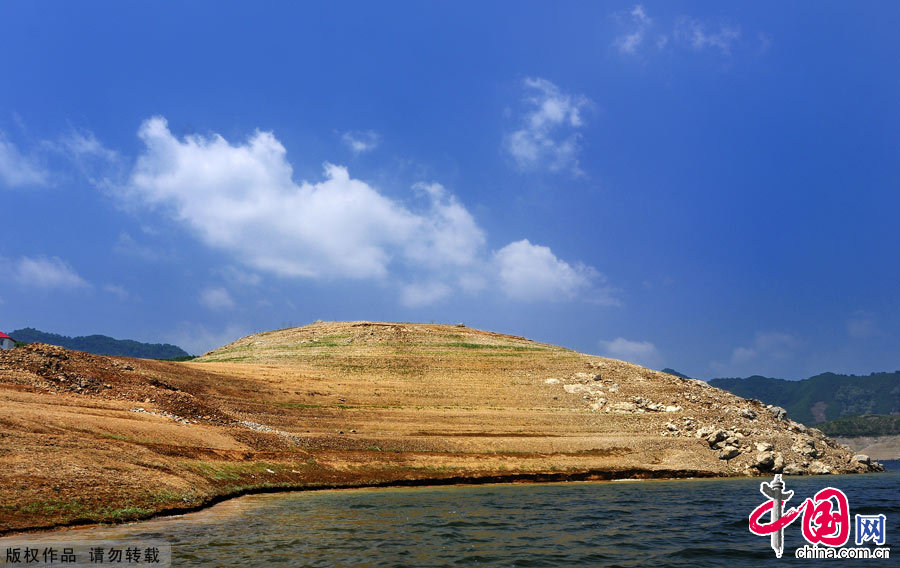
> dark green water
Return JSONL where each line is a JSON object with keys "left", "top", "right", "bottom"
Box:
{"left": 5, "top": 462, "right": 898, "bottom": 567}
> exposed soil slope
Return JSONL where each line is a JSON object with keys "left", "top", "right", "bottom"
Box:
{"left": 0, "top": 322, "right": 881, "bottom": 534}
{"left": 835, "top": 435, "right": 900, "bottom": 461}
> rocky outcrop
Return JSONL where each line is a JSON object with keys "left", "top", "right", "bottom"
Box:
{"left": 543, "top": 363, "right": 884, "bottom": 476}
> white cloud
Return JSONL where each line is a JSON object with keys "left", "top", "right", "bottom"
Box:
{"left": 200, "top": 287, "right": 236, "bottom": 311}
{"left": 494, "top": 239, "right": 596, "bottom": 302}
{"left": 7, "top": 256, "right": 90, "bottom": 290}
{"left": 613, "top": 6, "right": 750, "bottom": 59}
{"left": 120, "top": 116, "right": 607, "bottom": 307}
{"left": 400, "top": 281, "right": 453, "bottom": 308}
{"left": 58, "top": 130, "right": 119, "bottom": 162}
{"left": 341, "top": 130, "right": 380, "bottom": 154}
{"left": 614, "top": 4, "right": 652, "bottom": 54}
{"left": 166, "top": 322, "right": 248, "bottom": 355}
{"left": 218, "top": 266, "right": 262, "bottom": 287}
{"left": 127, "top": 117, "right": 420, "bottom": 280}
{"left": 674, "top": 18, "right": 741, "bottom": 55}
{"left": 0, "top": 125, "right": 122, "bottom": 190}
{"left": 405, "top": 183, "right": 486, "bottom": 270}
{"left": 599, "top": 337, "right": 662, "bottom": 368}
{"left": 504, "top": 78, "right": 591, "bottom": 175}
{"left": 710, "top": 331, "right": 801, "bottom": 375}
{"left": 0, "top": 131, "right": 50, "bottom": 188}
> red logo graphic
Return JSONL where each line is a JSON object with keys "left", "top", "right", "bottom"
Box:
{"left": 800, "top": 488, "right": 850, "bottom": 547}
{"left": 748, "top": 498, "right": 801, "bottom": 535}
{"left": 748, "top": 475, "right": 852, "bottom": 557}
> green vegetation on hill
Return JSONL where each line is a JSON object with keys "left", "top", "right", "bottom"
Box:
{"left": 9, "top": 328, "right": 190, "bottom": 359}
{"left": 709, "top": 372, "right": 900, "bottom": 425}
{"left": 817, "top": 414, "right": 900, "bottom": 437}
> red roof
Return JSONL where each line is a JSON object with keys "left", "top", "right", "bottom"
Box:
{"left": 0, "top": 332, "right": 10, "bottom": 340}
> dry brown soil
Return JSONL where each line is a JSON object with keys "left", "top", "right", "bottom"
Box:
{"left": 0, "top": 321, "right": 879, "bottom": 534}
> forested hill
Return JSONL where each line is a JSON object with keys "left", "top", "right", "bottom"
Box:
{"left": 9, "top": 328, "right": 190, "bottom": 359}
{"left": 817, "top": 414, "right": 900, "bottom": 437}
{"left": 708, "top": 372, "right": 900, "bottom": 425}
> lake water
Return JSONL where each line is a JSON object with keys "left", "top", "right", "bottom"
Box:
{"left": 5, "top": 462, "right": 898, "bottom": 567}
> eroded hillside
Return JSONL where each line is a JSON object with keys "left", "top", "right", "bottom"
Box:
{"left": 0, "top": 321, "right": 882, "bottom": 534}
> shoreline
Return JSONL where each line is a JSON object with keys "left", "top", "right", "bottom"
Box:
{"left": 3, "top": 464, "right": 889, "bottom": 539}
{"left": 2, "top": 326, "right": 884, "bottom": 538}
{"left": 0, "top": 467, "right": 727, "bottom": 538}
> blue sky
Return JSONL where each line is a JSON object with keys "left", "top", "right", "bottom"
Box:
{"left": 0, "top": 1, "right": 898, "bottom": 379}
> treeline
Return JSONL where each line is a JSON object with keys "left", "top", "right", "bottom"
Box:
{"left": 10, "top": 328, "right": 191, "bottom": 359}
{"left": 817, "top": 414, "right": 900, "bottom": 437}
{"left": 707, "top": 371, "right": 900, "bottom": 425}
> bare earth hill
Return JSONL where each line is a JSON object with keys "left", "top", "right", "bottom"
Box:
{"left": 0, "top": 321, "right": 882, "bottom": 534}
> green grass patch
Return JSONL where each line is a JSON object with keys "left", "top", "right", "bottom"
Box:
{"left": 444, "top": 342, "right": 546, "bottom": 352}
{"left": 203, "top": 355, "right": 253, "bottom": 362}
{"left": 17, "top": 498, "right": 89, "bottom": 517}
{"left": 97, "top": 432, "right": 132, "bottom": 441}
{"left": 276, "top": 402, "right": 323, "bottom": 409}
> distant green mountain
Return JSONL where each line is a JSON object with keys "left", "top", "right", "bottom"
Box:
{"left": 708, "top": 372, "right": 900, "bottom": 425}
{"left": 817, "top": 414, "right": 900, "bottom": 437}
{"left": 661, "top": 368, "right": 693, "bottom": 379}
{"left": 9, "top": 328, "right": 190, "bottom": 359}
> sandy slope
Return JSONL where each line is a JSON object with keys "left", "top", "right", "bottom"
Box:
{"left": 0, "top": 321, "right": 880, "bottom": 534}
{"left": 835, "top": 435, "right": 900, "bottom": 461}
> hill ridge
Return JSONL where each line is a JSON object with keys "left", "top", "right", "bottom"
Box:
{"left": 709, "top": 371, "right": 900, "bottom": 425}
{"left": 9, "top": 327, "right": 190, "bottom": 359}
{"left": 0, "top": 321, "right": 883, "bottom": 534}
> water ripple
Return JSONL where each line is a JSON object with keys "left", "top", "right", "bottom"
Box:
{"left": 3, "top": 462, "right": 897, "bottom": 567}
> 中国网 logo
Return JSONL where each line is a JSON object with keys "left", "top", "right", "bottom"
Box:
{"left": 748, "top": 474, "right": 890, "bottom": 560}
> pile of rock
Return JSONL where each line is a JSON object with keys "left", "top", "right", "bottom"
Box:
{"left": 698, "top": 427, "right": 745, "bottom": 460}
{"left": 545, "top": 360, "right": 887, "bottom": 476}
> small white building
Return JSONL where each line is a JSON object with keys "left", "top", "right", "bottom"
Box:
{"left": 0, "top": 332, "right": 14, "bottom": 350}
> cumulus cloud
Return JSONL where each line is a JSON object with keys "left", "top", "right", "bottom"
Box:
{"left": 598, "top": 337, "right": 662, "bottom": 368}
{"left": 406, "top": 183, "right": 486, "bottom": 270}
{"left": 341, "top": 130, "right": 380, "bottom": 154}
{"left": 128, "top": 117, "right": 430, "bottom": 280}
{"left": 200, "top": 287, "right": 236, "bottom": 311}
{"left": 120, "top": 116, "right": 608, "bottom": 306}
{"left": 494, "top": 239, "right": 597, "bottom": 302}
{"left": 0, "top": 131, "right": 50, "bottom": 187}
{"left": 614, "top": 4, "right": 652, "bottom": 54}
{"left": 504, "top": 78, "right": 591, "bottom": 175}
{"left": 6, "top": 256, "right": 90, "bottom": 290}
